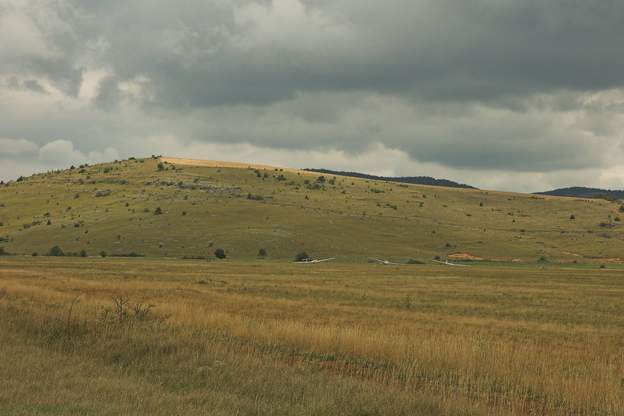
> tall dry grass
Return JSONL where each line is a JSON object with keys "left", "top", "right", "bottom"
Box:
{"left": 0, "top": 257, "right": 622, "bottom": 415}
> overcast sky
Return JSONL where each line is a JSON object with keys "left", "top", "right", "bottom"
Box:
{"left": 1, "top": 0, "right": 624, "bottom": 192}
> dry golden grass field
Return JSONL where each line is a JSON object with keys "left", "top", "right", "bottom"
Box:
{"left": 1, "top": 256, "right": 623, "bottom": 415}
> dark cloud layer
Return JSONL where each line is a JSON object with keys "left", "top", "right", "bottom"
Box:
{"left": 1, "top": 0, "right": 624, "bottom": 191}
{"left": 73, "top": 0, "right": 624, "bottom": 108}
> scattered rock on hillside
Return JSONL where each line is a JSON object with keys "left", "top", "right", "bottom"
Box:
{"left": 145, "top": 179, "right": 241, "bottom": 194}
{"left": 95, "top": 189, "right": 112, "bottom": 197}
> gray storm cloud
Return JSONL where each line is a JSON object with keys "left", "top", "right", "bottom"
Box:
{"left": 0, "top": 0, "right": 623, "bottom": 191}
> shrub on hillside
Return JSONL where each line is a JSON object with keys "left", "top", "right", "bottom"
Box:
{"left": 247, "top": 193, "right": 264, "bottom": 201}
{"left": 48, "top": 246, "right": 65, "bottom": 256}
{"left": 214, "top": 248, "right": 226, "bottom": 259}
{"left": 295, "top": 252, "right": 310, "bottom": 262}
{"left": 154, "top": 207, "right": 163, "bottom": 215}
{"left": 111, "top": 252, "right": 145, "bottom": 258}
{"left": 0, "top": 247, "right": 8, "bottom": 256}
{"left": 80, "top": 249, "right": 87, "bottom": 257}
{"left": 258, "top": 248, "right": 267, "bottom": 257}
{"left": 100, "top": 251, "right": 107, "bottom": 258}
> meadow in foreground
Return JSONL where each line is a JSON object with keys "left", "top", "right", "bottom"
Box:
{"left": 1, "top": 257, "right": 622, "bottom": 415}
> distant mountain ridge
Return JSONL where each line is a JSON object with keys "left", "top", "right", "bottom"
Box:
{"left": 304, "top": 169, "right": 477, "bottom": 189}
{"left": 536, "top": 187, "right": 624, "bottom": 201}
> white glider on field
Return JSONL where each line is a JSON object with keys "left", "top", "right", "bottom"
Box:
{"left": 432, "top": 259, "right": 467, "bottom": 267}
{"left": 370, "top": 258, "right": 403, "bottom": 266}
{"left": 295, "top": 258, "right": 336, "bottom": 264}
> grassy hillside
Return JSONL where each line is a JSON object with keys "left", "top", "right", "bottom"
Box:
{"left": 1, "top": 156, "right": 623, "bottom": 263}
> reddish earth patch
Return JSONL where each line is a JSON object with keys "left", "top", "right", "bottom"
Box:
{"left": 447, "top": 252, "right": 483, "bottom": 261}
{"left": 600, "top": 258, "right": 624, "bottom": 264}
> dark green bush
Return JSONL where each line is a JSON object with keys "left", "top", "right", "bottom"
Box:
{"left": 111, "top": 252, "right": 144, "bottom": 258}
{"left": 295, "top": 252, "right": 310, "bottom": 262}
{"left": 247, "top": 194, "right": 264, "bottom": 201}
{"left": 47, "top": 246, "right": 64, "bottom": 256}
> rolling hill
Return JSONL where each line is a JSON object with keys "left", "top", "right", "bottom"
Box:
{"left": 305, "top": 168, "right": 476, "bottom": 189}
{"left": 536, "top": 186, "right": 624, "bottom": 201}
{"left": 1, "top": 156, "right": 623, "bottom": 263}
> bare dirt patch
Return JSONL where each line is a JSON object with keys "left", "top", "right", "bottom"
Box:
{"left": 447, "top": 252, "right": 483, "bottom": 261}
{"left": 161, "top": 157, "right": 312, "bottom": 175}
{"left": 599, "top": 257, "right": 624, "bottom": 264}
